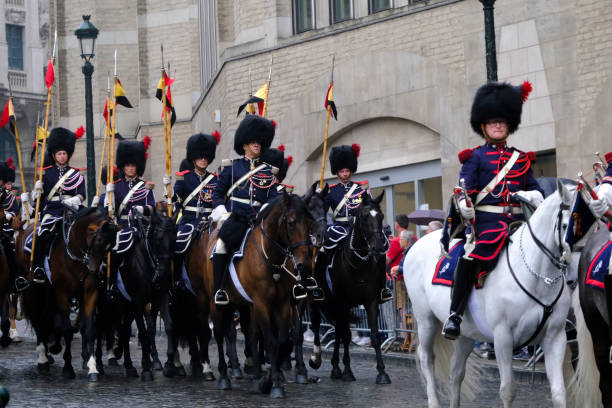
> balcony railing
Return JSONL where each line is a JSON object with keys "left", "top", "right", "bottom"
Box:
{"left": 8, "top": 71, "right": 27, "bottom": 90}
{"left": 6, "top": 0, "right": 25, "bottom": 7}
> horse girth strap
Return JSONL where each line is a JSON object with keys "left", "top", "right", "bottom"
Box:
{"left": 333, "top": 183, "right": 358, "bottom": 219}
{"left": 47, "top": 168, "right": 76, "bottom": 201}
{"left": 505, "top": 245, "right": 564, "bottom": 352}
{"left": 182, "top": 173, "right": 215, "bottom": 208}
{"left": 226, "top": 164, "right": 267, "bottom": 197}
{"left": 475, "top": 150, "right": 520, "bottom": 206}
{"left": 118, "top": 181, "right": 145, "bottom": 216}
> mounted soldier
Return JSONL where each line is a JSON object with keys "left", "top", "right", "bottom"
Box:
{"left": 261, "top": 145, "right": 294, "bottom": 194}
{"left": 19, "top": 127, "right": 86, "bottom": 291}
{"left": 210, "top": 114, "right": 288, "bottom": 306}
{"left": 314, "top": 144, "right": 393, "bottom": 303}
{"left": 173, "top": 131, "right": 220, "bottom": 289}
{"left": 588, "top": 152, "right": 612, "bottom": 218}
{"left": 0, "top": 161, "right": 19, "bottom": 293}
{"left": 441, "top": 81, "right": 545, "bottom": 340}
{"left": 104, "top": 138, "right": 156, "bottom": 294}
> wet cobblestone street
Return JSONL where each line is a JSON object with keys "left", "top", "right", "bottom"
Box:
{"left": 0, "top": 323, "right": 555, "bottom": 407}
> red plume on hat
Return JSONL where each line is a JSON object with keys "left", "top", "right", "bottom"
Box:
{"left": 521, "top": 81, "right": 533, "bottom": 103}
{"left": 351, "top": 143, "right": 361, "bottom": 158}
{"left": 143, "top": 136, "right": 152, "bottom": 150}
{"left": 286, "top": 156, "right": 293, "bottom": 167}
{"left": 271, "top": 120, "right": 277, "bottom": 128}
{"left": 6, "top": 158, "right": 15, "bottom": 170}
{"left": 277, "top": 144, "right": 285, "bottom": 152}
{"left": 75, "top": 126, "right": 85, "bottom": 139}
{"left": 212, "top": 130, "right": 221, "bottom": 144}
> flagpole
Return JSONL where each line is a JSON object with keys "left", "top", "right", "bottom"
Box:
{"left": 108, "top": 49, "right": 118, "bottom": 221}
{"left": 7, "top": 76, "right": 30, "bottom": 222}
{"left": 319, "top": 55, "right": 335, "bottom": 189}
{"left": 30, "top": 30, "right": 56, "bottom": 267}
{"left": 96, "top": 89, "right": 111, "bottom": 196}
{"left": 261, "top": 55, "right": 273, "bottom": 118}
{"left": 160, "top": 45, "right": 172, "bottom": 216}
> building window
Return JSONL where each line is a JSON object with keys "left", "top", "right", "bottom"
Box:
{"left": 330, "top": 0, "right": 353, "bottom": 24}
{"left": 293, "top": 0, "right": 315, "bottom": 33}
{"left": 198, "top": 0, "right": 218, "bottom": 90}
{"left": 369, "top": 0, "right": 392, "bottom": 14}
{"left": 6, "top": 24, "right": 24, "bottom": 71}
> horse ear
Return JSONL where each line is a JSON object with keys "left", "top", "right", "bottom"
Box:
{"left": 556, "top": 179, "right": 571, "bottom": 204}
{"left": 373, "top": 190, "right": 385, "bottom": 205}
{"left": 322, "top": 183, "right": 329, "bottom": 196}
{"left": 303, "top": 182, "right": 315, "bottom": 201}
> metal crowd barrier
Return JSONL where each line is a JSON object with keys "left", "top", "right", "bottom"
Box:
{"left": 301, "top": 280, "right": 417, "bottom": 352}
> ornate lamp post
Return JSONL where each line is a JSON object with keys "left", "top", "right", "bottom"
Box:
{"left": 479, "top": 0, "right": 498, "bottom": 82}
{"left": 74, "top": 15, "right": 99, "bottom": 204}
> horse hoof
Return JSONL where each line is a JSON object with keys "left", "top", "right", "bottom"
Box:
{"left": 308, "top": 357, "right": 321, "bottom": 370}
{"left": 108, "top": 357, "right": 118, "bottom": 366}
{"left": 296, "top": 373, "right": 309, "bottom": 384}
{"left": 257, "top": 377, "right": 272, "bottom": 394}
{"left": 203, "top": 371, "right": 215, "bottom": 381}
{"left": 141, "top": 370, "right": 154, "bottom": 381}
{"left": 163, "top": 362, "right": 175, "bottom": 378}
{"left": 176, "top": 366, "right": 186, "bottom": 377}
{"left": 342, "top": 370, "right": 356, "bottom": 382}
{"left": 280, "top": 360, "right": 292, "bottom": 371}
{"left": 49, "top": 343, "right": 62, "bottom": 355}
{"left": 191, "top": 364, "right": 203, "bottom": 378}
{"left": 152, "top": 358, "right": 163, "bottom": 371}
{"left": 270, "top": 386, "right": 286, "bottom": 399}
{"left": 330, "top": 367, "right": 342, "bottom": 379}
{"left": 126, "top": 367, "right": 138, "bottom": 378}
{"left": 0, "top": 336, "right": 11, "bottom": 348}
{"left": 376, "top": 372, "right": 391, "bottom": 384}
{"left": 88, "top": 373, "right": 98, "bottom": 382}
{"left": 62, "top": 366, "right": 76, "bottom": 379}
{"left": 231, "top": 367, "right": 243, "bottom": 380}
{"left": 37, "top": 362, "right": 50, "bottom": 373}
{"left": 217, "top": 377, "right": 232, "bottom": 390}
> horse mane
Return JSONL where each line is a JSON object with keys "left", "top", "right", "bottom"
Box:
{"left": 255, "top": 194, "right": 307, "bottom": 226}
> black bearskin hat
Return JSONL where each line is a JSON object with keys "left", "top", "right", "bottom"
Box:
{"left": 116, "top": 137, "right": 150, "bottom": 177}
{"left": 47, "top": 126, "right": 84, "bottom": 159}
{"left": 186, "top": 131, "right": 220, "bottom": 162}
{"left": 5, "top": 158, "right": 15, "bottom": 183}
{"left": 179, "top": 158, "right": 194, "bottom": 172}
{"left": 0, "top": 163, "right": 9, "bottom": 182}
{"left": 470, "top": 81, "right": 532, "bottom": 136}
{"left": 233, "top": 115, "right": 275, "bottom": 156}
{"left": 330, "top": 144, "right": 360, "bottom": 175}
{"left": 261, "top": 145, "right": 293, "bottom": 183}
{"left": 100, "top": 166, "right": 118, "bottom": 185}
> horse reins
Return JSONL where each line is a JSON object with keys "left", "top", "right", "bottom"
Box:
{"left": 347, "top": 210, "right": 389, "bottom": 263}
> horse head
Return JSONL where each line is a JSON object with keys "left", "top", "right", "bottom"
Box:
{"left": 302, "top": 181, "right": 329, "bottom": 248}
{"left": 70, "top": 208, "right": 120, "bottom": 272}
{"left": 354, "top": 191, "right": 387, "bottom": 261}
{"left": 147, "top": 207, "right": 177, "bottom": 282}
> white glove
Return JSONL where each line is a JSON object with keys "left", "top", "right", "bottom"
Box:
{"left": 62, "top": 196, "right": 82, "bottom": 209}
{"left": 133, "top": 205, "right": 144, "bottom": 215}
{"left": 458, "top": 198, "right": 475, "bottom": 220}
{"left": 91, "top": 196, "right": 100, "bottom": 207}
{"left": 31, "top": 190, "right": 40, "bottom": 200}
{"left": 514, "top": 190, "right": 544, "bottom": 207}
{"left": 34, "top": 180, "right": 43, "bottom": 192}
{"left": 104, "top": 194, "right": 110, "bottom": 209}
{"left": 20, "top": 192, "right": 30, "bottom": 206}
{"left": 106, "top": 183, "right": 115, "bottom": 193}
{"left": 5, "top": 213, "right": 12, "bottom": 221}
{"left": 589, "top": 198, "right": 609, "bottom": 218}
{"left": 211, "top": 205, "right": 228, "bottom": 223}
{"left": 163, "top": 175, "right": 172, "bottom": 186}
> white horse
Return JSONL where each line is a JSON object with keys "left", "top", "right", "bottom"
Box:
{"left": 403, "top": 180, "right": 575, "bottom": 407}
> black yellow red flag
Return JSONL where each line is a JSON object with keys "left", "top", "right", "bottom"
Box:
{"left": 324, "top": 81, "right": 337, "bottom": 120}
{"left": 0, "top": 98, "right": 16, "bottom": 134}
{"left": 114, "top": 78, "right": 133, "bottom": 108}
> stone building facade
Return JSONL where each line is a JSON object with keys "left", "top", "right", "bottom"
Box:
{"left": 50, "top": 0, "right": 612, "bottom": 231}
{"left": 0, "top": 0, "right": 50, "bottom": 189}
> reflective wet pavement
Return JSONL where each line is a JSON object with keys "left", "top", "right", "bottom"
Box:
{"left": 0, "top": 324, "right": 554, "bottom": 407}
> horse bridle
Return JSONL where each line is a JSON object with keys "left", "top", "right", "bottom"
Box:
{"left": 348, "top": 208, "right": 389, "bottom": 262}
{"left": 138, "top": 215, "right": 173, "bottom": 272}
{"left": 64, "top": 214, "right": 108, "bottom": 272}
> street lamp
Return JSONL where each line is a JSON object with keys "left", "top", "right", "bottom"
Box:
{"left": 479, "top": 0, "right": 498, "bottom": 82}
{"left": 75, "top": 15, "right": 99, "bottom": 205}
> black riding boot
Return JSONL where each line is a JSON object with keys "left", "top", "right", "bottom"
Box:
{"left": 213, "top": 253, "right": 230, "bottom": 306}
{"left": 604, "top": 276, "right": 612, "bottom": 351}
{"left": 442, "top": 257, "right": 475, "bottom": 340}
{"left": 172, "top": 255, "right": 186, "bottom": 292}
{"left": 31, "top": 236, "right": 49, "bottom": 284}
{"left": 311, "top": 250, "right": 329, "bottom": 302}
{"left": 3, "top": 239, "right": 24, "bottom": 292}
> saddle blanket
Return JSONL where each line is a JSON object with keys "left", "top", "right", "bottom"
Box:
{"left": 113, "top": 229, "right": 134, "bottom": 254}
{"left": 432, "top": 241, "right": 465, "bottom": 287}
{"left": 323, "top": 224, "right": 349, "bottom": 251}
{"left": 585, "top": 240, "right": 612, "bottom": 290}
{"left": 211, "top": 227, "right": 253, "bottom": 303}
{"left": 176, "top": 223, "right": 195, "bottom": 254}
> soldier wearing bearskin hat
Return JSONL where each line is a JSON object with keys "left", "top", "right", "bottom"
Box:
{"left": 210, "top": 115, "right": 283, "bottom": 305}
{"left": 441, "top": 82, "right": 545, "bottom": 340}
{"left": 18, "top": 127, "right": 86, "bottom": 291}
{"left": 104, "top": 137, "right": 156, "bottom": 295}
{"left": 172, "top": 131, "right": 220, "bottom": 290}
{"left": 2, "top": 159, "right": 20, "bottom": 220}
{"left": 0, "top": 161, "right": 20, "bottom": 294}
{"left": 313, "top": 144, "right": 393, "bottom": 303}
{"left": 261, "top": 145, "right": 294, "bottom": 193}
{"left": 589, "top": 152, "right": 612, "bottom": 217}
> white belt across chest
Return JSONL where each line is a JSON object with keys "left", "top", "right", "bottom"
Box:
{"left": 474, "top": 150, "right": 521, "bottom": 206}
{"left": 118, "top": 181, "right": 145, "bottom": 216}
{"left": 184, "top": 206, "right": 212, "bottom": 213}
{"left": 476, "top": 205, "right": 523, "bottom": 215}
{"left": 182, "top": 173, "right": 215, "bottom": 208}
{"left": 333, "top": 183, "right": 359, "bottom": 219}
{"left": 230, "top": 197, "right": 262, "bottom": 207}
{"left": 334, "top": 217, "right": 352, "bottom": 222}
{"left": 47, "top": 168, "right": 76, "bottom": 201}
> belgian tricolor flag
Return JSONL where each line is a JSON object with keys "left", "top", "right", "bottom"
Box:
{"left": 324, "top": 81, "right": 337, "bottom": 120}
{"left": 114, "top": 78, "right": 133, "bottom": 108}
{"left": 102, "top": 99, "right": 112, "bottom": 125}
{"left": 156, "top": 73, "right": 176, "bottom": 127}
{"left": 237, "top": 82, "right": 267, "bottom": 117}
{"left": 0, "top": 98, "right": 16, "bottom": 135}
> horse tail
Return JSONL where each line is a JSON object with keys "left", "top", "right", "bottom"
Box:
{"left": 567, "top": 288, "right": 601, "bottom": 407}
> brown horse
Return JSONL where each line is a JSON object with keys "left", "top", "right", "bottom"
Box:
{"left": 202, "top": 191, "right": 315, "bottom": 398}
{"left": 16, "top": 208, "right": 118, "bottom": 380}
